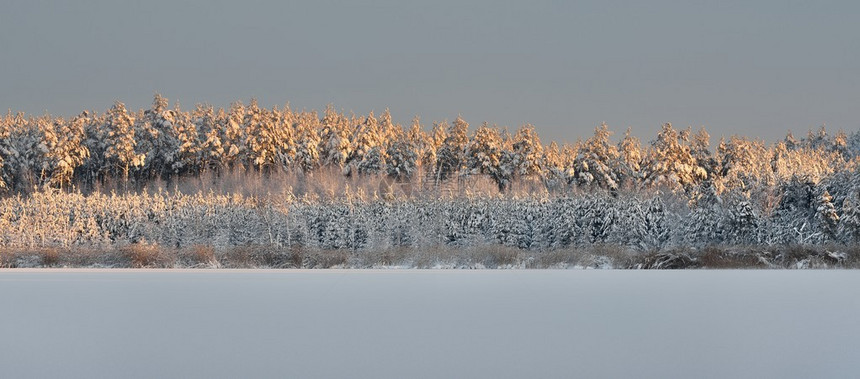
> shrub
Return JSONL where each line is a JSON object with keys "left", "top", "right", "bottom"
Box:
{"left": 121, "top": 243, "right": 173, "bottom": 268}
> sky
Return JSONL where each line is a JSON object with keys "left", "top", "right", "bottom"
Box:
{"left": 1, "top": 0, "right": 858, "bottom": 144}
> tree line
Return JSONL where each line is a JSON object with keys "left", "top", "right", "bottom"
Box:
{"left": 1, "top": 94, "right": 858, "bottom": 202}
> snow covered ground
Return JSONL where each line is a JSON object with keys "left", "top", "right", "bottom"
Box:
{"left": 1, "top": 270, "right": 858, "bottom": 378}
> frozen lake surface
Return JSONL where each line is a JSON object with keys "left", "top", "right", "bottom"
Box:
{"left": 1, "top": 269, "right": 858, "bottom": 379}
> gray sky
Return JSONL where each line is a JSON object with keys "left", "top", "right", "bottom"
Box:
{"left": 1, "top": 0, "right": 858, "bottom": 144}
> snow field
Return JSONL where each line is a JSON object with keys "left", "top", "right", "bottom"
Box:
{"left": 1, "top": 270, "right": 858, "bottom": 378}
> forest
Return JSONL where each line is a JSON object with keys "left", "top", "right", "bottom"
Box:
{"left": 1, "top": 94, "right": 859, "bottom": 268}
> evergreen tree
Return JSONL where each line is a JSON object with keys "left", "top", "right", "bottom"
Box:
{"left": 768, "top": 176, "right": 815, "bottom": 244}
{"left": 643, "top": 123, "right": 704, "bottom": 191}
{"left": 718, "top": 135, "right": 772, "bottom": 191}
{"left": 847, "top": 131, "right": 860, "bottom": 159}
{"left": 244, "top": 98, "right": 271, "bottom": 169}
{"left": 685, "top": 179, "right": 724, "bottom": 246}
{"left": 386, "top": 132, "right": 418, "bottom": 182}
{"left": 831, "top": 130, "right": 850, "bottom": 159}
{"left": 43, "top": 115, "right": 89, "bottom": 188}
{"left": 293, "top": 110, "right": 321, "bottom": 172}
{"left": 784, "top": 132, "right": 799, "bottom": 150}
{"left": 318, "top": 104, "right": 351, "bottom": 168}
{"left": 246, "top": 100, "right": 295, "bottom": 171}
{"left": 804, "top": 125, "right": 829, "bottom": 150}
{"left": 560, "top": 143, "right": 578, "bottom": 188}
{"left": 615, "top": 127, "right": 642, "bottom": 189}
{"left": 690, "top": 127, "right": 717, "bottom": 179}
{"left": 725, "top": 192, "right": 760, "bottom": 245}
{"left": 511, "top": 124, "right": 543, "bottom": 179}
{"left": 576, "top": 123, "right": 619, "bottom": 190}
{"left": 104, "top": 101, "right": 144, "bottom": 179}
{"left": 377, "top": 108, "right": 399, "bottom": 151}
{"left": 405, "top": 116, "right": 429, "bottom": 176}
{"left": 838, "top": 191, "right": 860, "bottom": 243}
{"left": 466, "top": 122, "right": 505, "bottom": 188}
{"left": 814, "top": 189, "right": 839, "bottom": 242}
{"left": 541, "top": 141, "right": 567, "bottom": 192}
{"left": 423, "top": 120, "right": 447, "bottom": 181}
{"left": 191, "top": 104, "right": 223, "bottom": 172}
{"left": 222, "top": 101, "right": 247, "bottom": 169}
{"left": 140, "top": 94, "right": 183, "bottom": 178}
{"left": 346, "top": 112, "right": 384, "bottom": 176}
{"left": 435, "top": 116, "right": 469, "bottom": 182}
{"left": 642, "top": 195, "right": 671, "bottom": 249}
{"left": 173, "top": 104, "right": 199, "bottom": 175}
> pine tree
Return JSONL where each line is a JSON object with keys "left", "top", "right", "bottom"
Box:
{"left": 405, "top": 116, "right": 429, "bottom": 177}
{"left": 717, "top": 135, "right": 772, "bottom": 191}
{"left": 725, "top": 192, "right": 760, "bottom": 245}
{"left": 246, "top": 100, "right": 294, "bottom": 171}
{"left": 685, "top": 179, "right": 724, "bottom": 246}
{"left": 222, "top": 101, "right": 247, "bottom": 169}
{"left": 838, "top": 191, "right": 860, "bottom": 243}
{"left": 581, "top": 193, "right": 616, "bottom": 244}
{"left": 293, "top": 110, "right": 321, "bottom": 173}
{"left": 0, "top": 111, "right": 14, "bottom": 189}
{"left": 615, "top": 127, "right": 642, "bottom": 189}
{"left": 104, "top": 101, "right": 144, "bottom": 180}
{"left": 767, "top": 176, "right": 814, "bottom": 244}
{"left": 423, "top": 120, "right": 447, "bottom": 181}
{"left": 466, "top": 122, "right": 504, "bottom": 188}
{"left": 346, "top": 111, "right": 384, "bottom": 176}
{"left": 244, "top": 98, "right": 271, "bottom": 169}
{"left": 435, "top": 116, "right": 469, "bottom": 182}
{"left": 377, "top": 108, "right": 399, "bottom": 151}
{"left": 643, "top": 195, "right": 671, "bottom": 249}
{"left": 832, "top": 130, "right": 850, "bottom": 159}
{"left": 815, "top": 189, "right": 839, "bottom": 242}
{"left": 643, "top": 123, "right": 704, "bottom": 191}
{"left": 44, "top": 115, "right": 89, "bottom": 188}
{"left": 0, "top": 112, "right": 45, "bottom": 191}
{"left": 173, "top": 104, "right": 198, "bottom": 175}
{"left": 784, "top": 132, "right": 799, "bottom": 150}
{"left": 191, "top": 104, "right": 223, "bottom": 172}
{"left": 541, "top": 141, "right": 566, "bottom": 193}
{"left": 273, "top": 106, "right": 298, "bottom": 171}
{"left": 511, "top": 124, "right": 543, "bottom": 179}
{"left": 560, "top": 143, "right": 578, "bottom": 188}
{"left": 847, "top": 131, "right": 860, "bottom": 159}
{"left": 386, "top": 124, "right": 419, "bottom": 182}
{"left": 318, "top": 104, "right": 351, "bottom": 168}
{"left": 576, "top": 123, "right": 619, "bottom": 190}
{"left": 79, "top": 110, "right": 107, "bottom": 187}
{"left": 690, "top": 127, "right": 716, "bottom": 179}
{"left": 804, "top": 125, "right": 829, "bottom": 150}
{"left": 140, "top": 94, "right": 183, "bottom": 178}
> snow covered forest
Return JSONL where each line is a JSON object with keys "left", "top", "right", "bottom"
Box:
{"left": 1, "top": 94, "right": 860, "bottom": 268}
